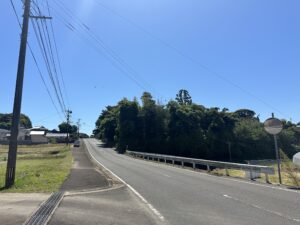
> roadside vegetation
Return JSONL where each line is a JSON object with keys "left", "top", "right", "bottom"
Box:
{"left": 94, "top": 90, "right": 300, "bottom": 162}
{"left": 0, "top": 144, "right": 72, "bottom": 192}
{"left": 212, "top": 164, "right": 300, "bottom": 187}
{"left": 94, "top": 90, "right": 300, "bottom": 186}
{"left": 211, "top": 151, "right": 300, "bottom": 187}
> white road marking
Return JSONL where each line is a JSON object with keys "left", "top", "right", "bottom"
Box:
{"left": 223, "top": 194, "right": 300, "bottom": 223}
{"left": 163, "top": 174, "right": 171, "bottom": 178}
{"left": 85, "top": 140, "right": 166, "bottom": 222}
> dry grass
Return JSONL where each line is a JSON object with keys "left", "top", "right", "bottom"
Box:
{"left": 211, "top": 163, "right": 300, "bottom": 187}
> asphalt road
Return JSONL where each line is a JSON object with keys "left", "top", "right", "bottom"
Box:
{"left": 84, "top": 139, "right": 300, "bottom": 225}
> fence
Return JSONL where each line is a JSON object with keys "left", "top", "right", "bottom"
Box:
{"left": 127, "top": 151, "right": 275, "bottom": 183}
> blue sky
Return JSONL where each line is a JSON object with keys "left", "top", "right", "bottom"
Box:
{"left": 1, "top": 0, "right": 300, "bottom": 134}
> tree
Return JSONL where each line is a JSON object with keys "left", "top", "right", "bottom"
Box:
{"left": 0, "top": 113, "right": 32, "bottom": 130}
{"left": 58, "top": 122, "right": 77, "bottom": 134}
{"left": 167, "top": 101, "right": 207, "bottom": 158}
{"left": 116, "top": 98, "right": 140, "bottom": 153}
{"left": 93, "top": 91, "right": 300, "bottom": 162}
{"left": 232, "top": 119, "right": 273, "bottom": 161}
{"left": 139, "top": 92, "right": 167, "bottom": 153}
{"left": 175, "top": 89, "right": 192, "bottom": 105}
{"left": 96, "top": 106, "right": 118, "bottom": 145}
{"left": 233, "top": 109, "right": 256, "bottom": 119}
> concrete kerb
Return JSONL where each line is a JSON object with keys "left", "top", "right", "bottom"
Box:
{"left": 82, "top": 140, "right": 122, "bottom": 187}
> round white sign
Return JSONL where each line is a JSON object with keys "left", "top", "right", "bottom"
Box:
{"left": 264, "top": 118, "right": 283, "bottom": 135}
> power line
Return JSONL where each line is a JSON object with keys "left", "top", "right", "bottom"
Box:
{"left": 93, "top": 0, "right": 289, "bottom": 118}
{"left": 31, "top": 18, "right": 66, "bottom": 117}
{"left": 10, "top": 0, "right": 64, "bottom": 120}
{"left": 47, "top": 0, "right": 165, "bottom": 99}
{"left": 46, "top": 0, "right": 70, "bottom": 107}
{"left": 31, "top": 1, "right": 67, "bottom": 113}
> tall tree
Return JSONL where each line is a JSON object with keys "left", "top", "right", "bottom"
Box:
{"left": 116, "top": 98, "right": 140, "bottom": 153}
{"left": 175, "top": 89, "right": 192, "bottom": 105}
{"left": 58, "top": 122, "right": 77, "bottom": 134}
{"left": 139, "top": 92, "right": 167, "bottom": 153}
{"left": 167, "top": 101, "right": 207, "bottom": 158}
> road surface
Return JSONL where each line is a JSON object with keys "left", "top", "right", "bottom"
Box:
{"left": 84, "top": 138, "right": 300, "bottom": 225}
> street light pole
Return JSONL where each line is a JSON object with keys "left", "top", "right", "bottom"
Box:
{"left": 5, "top": 0, "right": 31, "bottom": 188}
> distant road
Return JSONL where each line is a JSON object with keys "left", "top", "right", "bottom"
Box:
{"left": 84, "top": 139, "right": 300, "bottom": 225}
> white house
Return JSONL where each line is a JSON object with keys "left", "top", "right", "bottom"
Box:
{"left": 30, "top": 130, "right": 48, "bottom": 144}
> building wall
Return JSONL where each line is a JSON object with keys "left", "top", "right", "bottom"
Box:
{"left": 31, "top": 135, "right": 48, "bottom": 144}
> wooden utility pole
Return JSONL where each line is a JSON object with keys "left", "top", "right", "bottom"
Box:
{"left": 66, "top": 109, "right": 72, "bottom": 145}
{"left": 77, "top": 119, "right": 81, "bottom": 139}
{"left": 5, "top": 0, "right": 31, "bottom": 188}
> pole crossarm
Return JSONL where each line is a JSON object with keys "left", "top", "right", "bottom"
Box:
{"left": 30, "top": 15, "right": 52, "bottom": 20}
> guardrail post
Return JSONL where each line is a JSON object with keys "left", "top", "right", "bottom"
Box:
{"left": 207, "top": 165, "right": 211, "bottom": 172}
{"left": 192, "top": 162, "right": 196, "bottom": 170}
{"left": 181, "top": 161, "right": 184, "bottom": 167}
{"left": 265, "top": 173, "right": 270, "bottom": 183}
{"left": 172, "top": 160, "right": 175, "bottom": 165}
{"left": 225, "top": 167, "right": 229, "bottom": 176}
{"left": 250, "top": 168, "right": 254, "bottom": 180}
{"left": 164, "top": 158, "right": 167, "bottom": 164}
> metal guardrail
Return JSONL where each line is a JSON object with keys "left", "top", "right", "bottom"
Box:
{"left": 127, "top": 151, "right": 275, "bottom": 183}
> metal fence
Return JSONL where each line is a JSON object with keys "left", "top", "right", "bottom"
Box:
{"left": 127, "top": 151, "right": 275, "bottom": 183}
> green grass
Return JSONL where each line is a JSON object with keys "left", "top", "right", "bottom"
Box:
{"left": 0, "top": 144, "right": 72, "bottom": 193}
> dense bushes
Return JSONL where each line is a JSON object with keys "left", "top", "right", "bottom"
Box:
{"left": 94, "top": 91, "right": 300, "bottom": 162}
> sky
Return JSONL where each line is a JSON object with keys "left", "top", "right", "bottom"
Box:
{"left": 1, "top": 0, "right": 300, "bottom": 134}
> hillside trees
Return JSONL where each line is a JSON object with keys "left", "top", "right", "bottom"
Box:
{"left": 94, "top": 91, "right": 300, "bottom": 161}
{"left": 0, "top": 113, "right": 32, "bottom": 130}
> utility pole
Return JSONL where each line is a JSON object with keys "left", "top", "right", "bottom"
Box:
{"left": 5, "top": 0, "right": 31, "bottom": 188}
{"left": 66, "top": 109, "right": 72, "bottom": 145}
{"left": 77, "top": 119, "right": 81, "bottom": 139}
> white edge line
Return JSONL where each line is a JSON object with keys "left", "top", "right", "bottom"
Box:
{"left": 85, "top": 140, "right": 166, "bottom": 222}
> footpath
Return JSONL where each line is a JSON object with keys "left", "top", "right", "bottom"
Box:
{"left": 47, "top": 143, "right": 164, "bottom": 225}
{"left": 0, "top": 193, "right": 49, "bottom": 225}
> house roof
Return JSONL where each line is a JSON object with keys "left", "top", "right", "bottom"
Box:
{"left": 46, "top": 133, "right": 67, "bottom": 138}
{"left": 30, "top": 126, "right": 48, "bottom": 131}
{"left": 30, "top": 131, "right": 46, "bottom": 136}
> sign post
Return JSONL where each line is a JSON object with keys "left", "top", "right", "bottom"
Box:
{"left": 264, "top": 114, "right": 283, "bottom": 184}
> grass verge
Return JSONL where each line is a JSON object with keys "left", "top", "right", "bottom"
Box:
{"left": 211, "top": 165, "right": 300, "bottom": 187}
{"left": 0, "top": 144, "right": 72, "bottom": 193}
